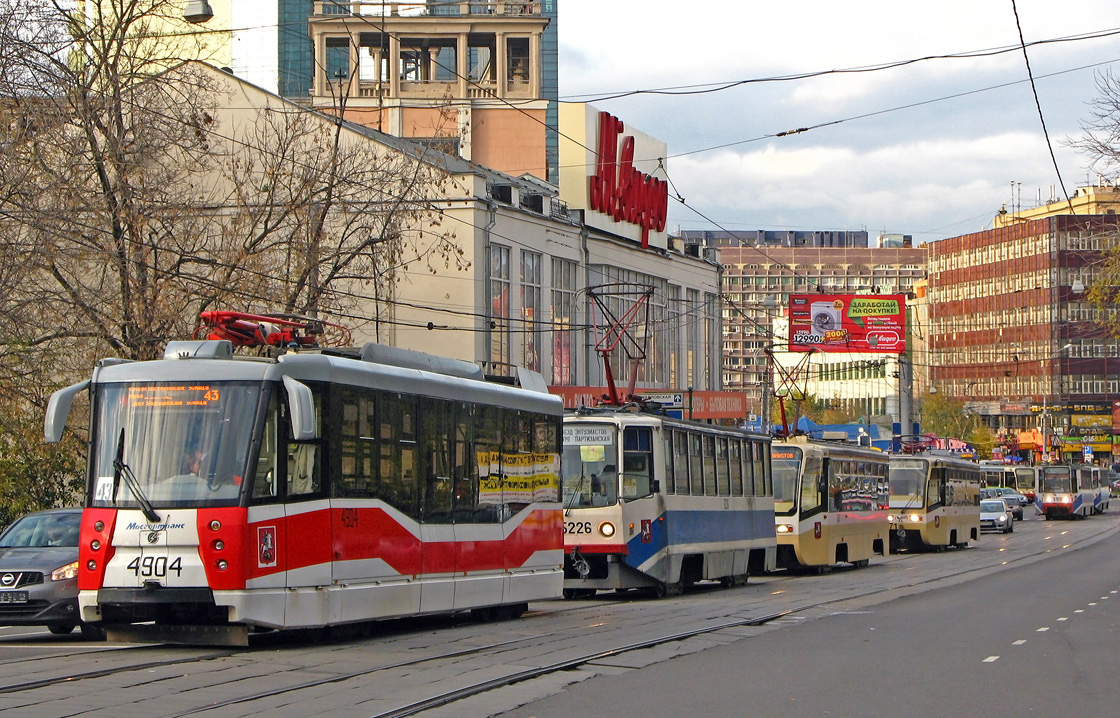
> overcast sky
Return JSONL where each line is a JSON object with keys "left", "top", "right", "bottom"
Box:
{"left": 558, "top": 0, "right": 1120, "bottom": 244}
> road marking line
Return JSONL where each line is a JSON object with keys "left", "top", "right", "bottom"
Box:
{"left": 1075, "top": 610, "right": 1084, "bottom": 613}
{"left": 983, "top": 656, "right": 1000, "bottom": 663}
{"left": 1038, "top": 627, "right": 1050, "bottom": 632}
{"left": 1013, "top": 640, "right": 1026, "bottom": 645}
{"left": 1058, "top": 617, "right": 1068, "bottom": 621}
{"left": 1089, "top": 602, "right": 1098, "bottom": 606}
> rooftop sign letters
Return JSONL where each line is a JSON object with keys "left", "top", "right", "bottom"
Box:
{"left": 588, "top": 111, "right": 668, "bottom": 248}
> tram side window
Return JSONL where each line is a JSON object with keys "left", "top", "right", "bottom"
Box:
{"left": 702, "top": 435, "right": 717, "bottom": 495}
{"left": 379, "top": 393, "right": 419, "bottom": 519}
{"left": 753, "top": 441, "right": 767, "bottom": 496}
{"left": 621, "top": 426, "right": 653, "bottom": 499}
{"left": 663, "top": 432, "right": 675, "bottom": 494}
{"left": 729, "top": 439, "right": 744, "bottom": 496}
{"left": 672, "top": 430, "right": 689, "bottom": 495}
{"left": 420, "top": 398, "right": 454, "bottom": 523}
{"left": 337, "top": 388, "right": 377, "bottom": 499}
{"left": 689, "top": 433, "right": 704, "bottom": 496}
{"left": 533, "top": 414, "right": 560, "bottom": 503}
{"left": 472, "top": 405, "right": 505, "bottom": 523}
{"left": 715, "top": 437, "right": 730, "bottom": 496}
{"left": 742, "top": 440, "right": 756, "bottom": 496}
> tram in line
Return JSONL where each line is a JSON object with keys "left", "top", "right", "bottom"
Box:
{"left": 979, "top": 464, "right": 1037, "bottom": 500}
{"left": 45, "top": 328, "right": 564, "bottom": 644}
{"left": 1035, "top": 464, "right": 1099, "bottom": 519}
{"left": 887, "top": 454, "right": 981, "bottom": 552}
{"left": 560, "top": 409, "right": 776, "bottom": 598}
{"left": 771, "top": 438, "right": 889, "bottom": 572}
{"left": 1077, "top": 464, "right": 1111, "bottom": 514}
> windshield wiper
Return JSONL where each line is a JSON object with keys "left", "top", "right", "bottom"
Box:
{"left": 112, "top": 428, "right": 161, "bottom": 524}
{"left": 564, "top": 473, "right": 588, "bottom": 516}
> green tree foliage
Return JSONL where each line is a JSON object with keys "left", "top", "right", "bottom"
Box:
{"left": 919, "top": 393, "right": 995, "bottom": 456}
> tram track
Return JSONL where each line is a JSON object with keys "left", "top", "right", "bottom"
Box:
{"left": 2, "top": 515, "right": 1115, "bottom": 717}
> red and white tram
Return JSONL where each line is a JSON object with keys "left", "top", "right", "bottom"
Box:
{"left": 45, "top": 333, "right": 563, "bottom": 644}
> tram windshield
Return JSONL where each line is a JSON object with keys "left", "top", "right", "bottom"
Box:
{"left": 90, "top": 381, "right": 265, "bottom": 508}
{"left": 561, "top": 423, "right": 619, "bottom": 508}
{"left": 1038, "top": 467, "right": 1072, "bottom": 494}
{"left": 771, "top": 447, "right": 803, "bottom": 516}
{"left": 888, "top": 459, "right": 928, "bottom": 510}
{"left": 1014, "top": 468, "right": 1035, "bottom": 492}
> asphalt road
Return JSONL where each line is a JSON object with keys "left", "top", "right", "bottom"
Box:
{"left": 499, "top": 513, "right": 1120, "bottom": 718}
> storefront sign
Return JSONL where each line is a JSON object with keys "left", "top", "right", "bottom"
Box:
{"left": 588, "top": 111, "right": 668, "bottom": 248}
{"left": 788, "top": 294, "right": 907, "bottom": 354}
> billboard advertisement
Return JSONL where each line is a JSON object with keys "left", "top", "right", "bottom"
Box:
{"left": 788, "top": 294, "right": 906, "bottom": 354}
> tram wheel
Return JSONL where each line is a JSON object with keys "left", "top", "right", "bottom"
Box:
{"left": 852, "top": 559, "right": 870, "bottom": 569}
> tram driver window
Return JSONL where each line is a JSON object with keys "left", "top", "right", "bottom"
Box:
{"left": 288, "top": 386, "right": 323, "bottom": 500}
{"left": 621, "top": 427, "right": 653, "bottom": 499}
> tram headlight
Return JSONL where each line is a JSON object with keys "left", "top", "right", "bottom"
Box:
{"left": 598, "top": 522, "right": 616, "bottom": 538}
{"left": 51, "top": 562, "right": 79, "bottom": 582}
{"left": 909, "top": 514, "right": 922, "bottom": 523}
{"left": 776, "top": 524, "right": 794, "bottom": 534}
{"left": 888, "top": 514, "right": 897, "bottom": 523}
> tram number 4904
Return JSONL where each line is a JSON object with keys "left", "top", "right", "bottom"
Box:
{"left": 564, "top": 521, "right": 592, "bottom": 535}
{"left": 127, "top": 556, "right": 183, "bottom": 578}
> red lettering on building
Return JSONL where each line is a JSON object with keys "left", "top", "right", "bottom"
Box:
{"left": 588, "top": 111, "right": 669, "bottom": 247}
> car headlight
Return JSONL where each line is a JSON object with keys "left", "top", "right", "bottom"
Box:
{"left": 51, "top": 561, "right": 79, "bottom": 582}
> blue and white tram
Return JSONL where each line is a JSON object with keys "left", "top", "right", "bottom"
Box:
{"left": 45, "top": 339, "right": 564, "bottom": 644}
{"left": 560, "top": 410, "right": 776, "bottom": 597}
{"left": 1078, "top": 464, "right": 1110, "bottom": 514}
{"left": 1035, "top": 464, "right": 1096, "bottom": 519}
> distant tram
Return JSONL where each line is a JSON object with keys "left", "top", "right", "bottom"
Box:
{"left": 560, "top": 409, "right": 776, "bottom": 598}
{"left": 771, "top": 438, "right": 889, "bottom": 571}
{"left": 46, "top": 338, "right": 564, "bottom": 644}
{"left": 888, "top": 454, "right": 981, "bottom": 552}
{"left": 1035, "top": 464, "right": 1098, "bottom": 519}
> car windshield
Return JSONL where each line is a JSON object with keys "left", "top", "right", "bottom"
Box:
{"left": 0, "top": 513, "right": 80, "bottom": 548}
{"left": 980, "top": 501, "right": 1005, "bottom": 512}
{"left": 90, "top": 381, "right": 265, "bottom": 508}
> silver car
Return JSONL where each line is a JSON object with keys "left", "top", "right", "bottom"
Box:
{"left": 980, "top": 499, "right": 1014, "bottom": 534}
{"left": 0, "top": 508, "right": 100, "bottom": 638}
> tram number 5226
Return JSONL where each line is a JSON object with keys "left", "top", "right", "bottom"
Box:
{"left": 126, "top": 556, "right": 183, "bottom": 578}
{"left": 564, "top": 521, "right": 592, "bottom": 535}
